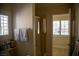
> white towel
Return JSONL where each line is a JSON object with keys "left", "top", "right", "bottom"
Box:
{"left": 14, "top": 28, "right": 27, "bottom": 42}
{"left": 19, "top": 28, "right": 27, "bottom": 41}
{"left": 14, "top": 29, "right": 19, "bottom": 41}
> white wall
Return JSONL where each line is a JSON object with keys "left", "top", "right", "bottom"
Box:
{"left": 13, "top": 4, "right": 33, "bottom": 29}
{"left": 13, "top": 4, "right": 35, "bottom": 56}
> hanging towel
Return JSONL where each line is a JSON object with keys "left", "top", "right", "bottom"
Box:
{"left": 14, "top": 29, "right": 19, "bottom": 41}
{"left": 14, "top": 28, "right": 27, "bottom": 42}
{"left": 19, "top": 28, "right": 27, "bottom": 41}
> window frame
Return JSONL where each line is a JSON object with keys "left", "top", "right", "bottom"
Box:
{"left": 0, "top": 14, "right": 9, "bottom": 36}
{"left": 53, "top": 20, "right": 70, "bottom": 36}
{"left": 53, "top": 20, "right": 60, "bottom": 35}
{"left": 60, "top": 20, "right": 70, "bottom": 35}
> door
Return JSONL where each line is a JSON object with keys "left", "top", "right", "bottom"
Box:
{"left": 35, "top": 16, "right": 41, "bottom": 55}
{"left": 52, "top": 14, "right": 71, "bottom": 56}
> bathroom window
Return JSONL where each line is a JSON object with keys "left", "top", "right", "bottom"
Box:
{"left": 53, "top": 20, "right": 69, "bottom": 35}
{"left": 0, "top": 15, "right": 9, "bottom": 35}
{"left": 61, "top": 20, "right": 69, "bottom": 35}
{"left": 53, "top": 21, "right": 60, "bottom": 35}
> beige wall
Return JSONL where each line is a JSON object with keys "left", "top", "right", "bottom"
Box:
{"left": 35, "top": 4, "right": 70, "bottom": 17}
{"left": 13, "top": 4, "right": 35, "bottom": 56}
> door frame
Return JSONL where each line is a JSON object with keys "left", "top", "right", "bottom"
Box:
{"left": 50, "top": 7, "right": 75, "bottom": 56}
{"left": 69, "top": 5, "right": 75, "bottom": 56}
